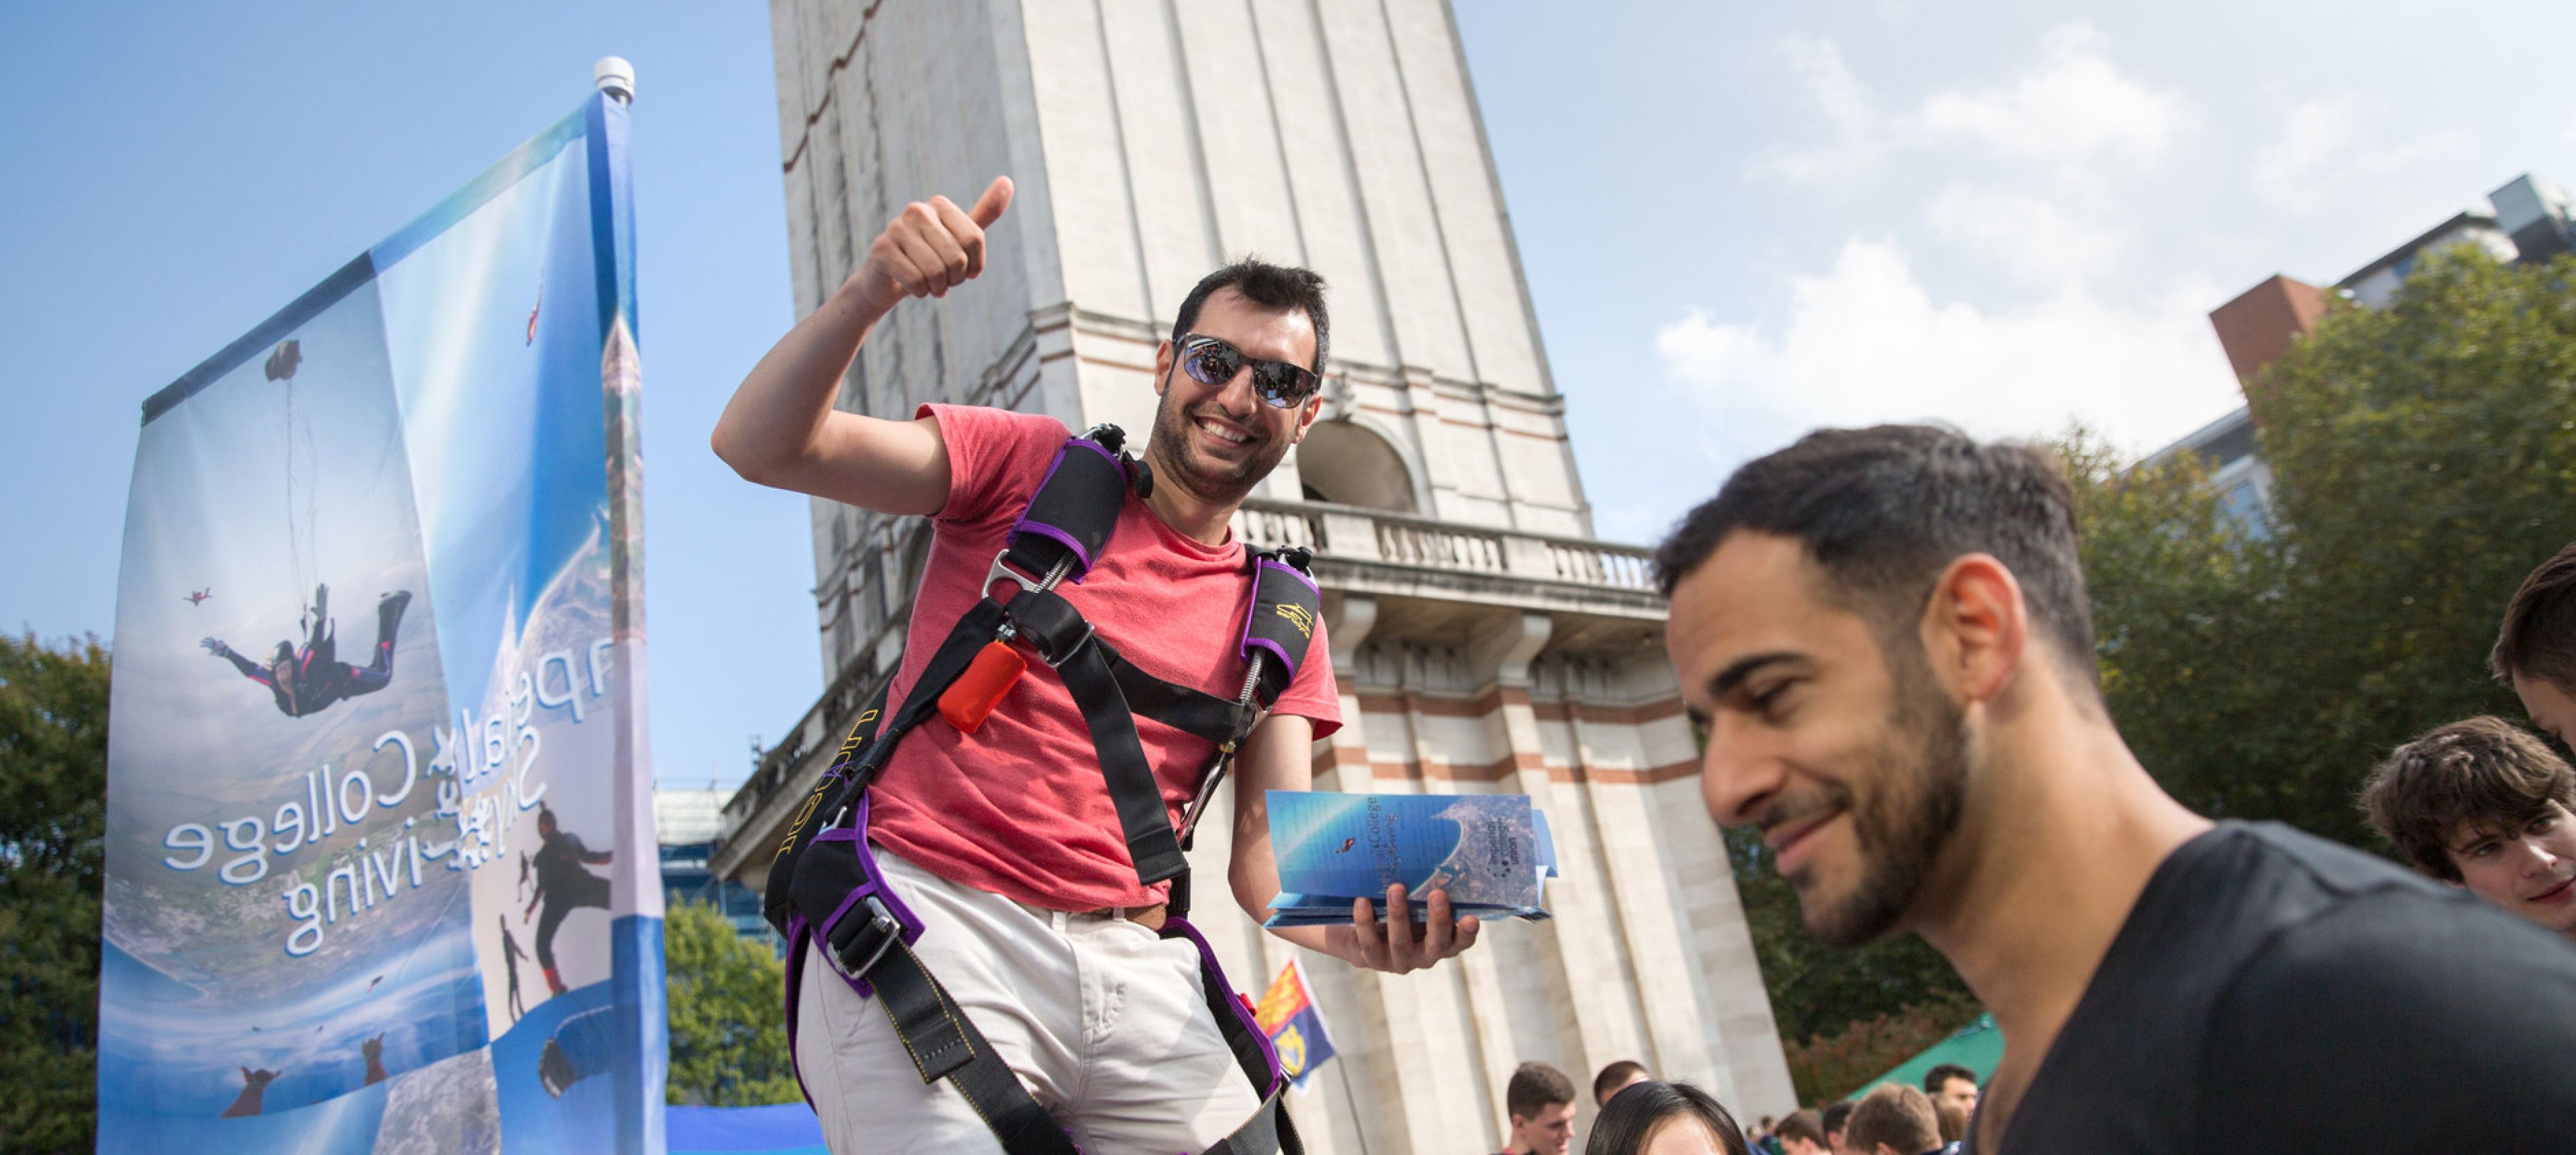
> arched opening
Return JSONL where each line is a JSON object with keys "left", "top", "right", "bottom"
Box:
{"left": 1297, "top": 420, "right": 1416, "bottom": 513}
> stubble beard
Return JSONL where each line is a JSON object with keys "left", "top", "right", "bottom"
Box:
{"left": 1802, "top": 645, "right": 1972, "bottom": 949}
{"left": 1147, "top": 371, "right": 1291, "bottom": 506}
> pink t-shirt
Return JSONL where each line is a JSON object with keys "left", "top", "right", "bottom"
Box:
{"left": 865, "top": 404, "right": 1342, "bottom": 911}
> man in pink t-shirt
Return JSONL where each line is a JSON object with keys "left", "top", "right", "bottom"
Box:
{"left": 716, "top": 177, "right": 1481, "bottom": 1153}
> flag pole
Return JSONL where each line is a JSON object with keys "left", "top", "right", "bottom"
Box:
{"left": 594, "top": 56, "right": 635, "bottom": 104}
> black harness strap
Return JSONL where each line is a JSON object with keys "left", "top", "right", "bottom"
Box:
{"left": 867, "top": 938, "right": 1082, "bottom": 1155}
{"left": 1012, "top": 586, "right": 1191, "bottom": 886}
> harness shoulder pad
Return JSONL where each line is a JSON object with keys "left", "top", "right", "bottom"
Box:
{"left": 1004, "top": 426, "right": 1140, "bottom": 585}
{"left": 1240, "top": 547, "right": 1322, "bottom": 704}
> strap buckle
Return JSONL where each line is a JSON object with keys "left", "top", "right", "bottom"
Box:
{"left": 984, "top": 550, "right": 1047, "bottom": 599}
{"left": 1035, "top": 618, "right": 1095, "bottom": 667}
{"left": 825, "top": 894, "right": 905, "bottom": 984}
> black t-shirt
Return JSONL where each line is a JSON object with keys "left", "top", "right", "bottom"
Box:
{"left": 1972, "top": 822, "right": 2576, "bottom": 1154}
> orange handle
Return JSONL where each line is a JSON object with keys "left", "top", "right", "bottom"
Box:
{"left": 938, "top": 640, "right": 1026, "bottom": 733}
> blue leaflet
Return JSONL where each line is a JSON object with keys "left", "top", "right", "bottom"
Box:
{"left": 1262, "top": 791, "right": 1557, "bottom": 928}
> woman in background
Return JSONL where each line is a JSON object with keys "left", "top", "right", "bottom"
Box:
{"left": 1585, "top": 1080, "right": 1753, "bottom": 1155}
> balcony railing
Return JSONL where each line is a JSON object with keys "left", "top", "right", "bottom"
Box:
{"left": 1233, "top": 498, "right": 1657, "bottom": 592}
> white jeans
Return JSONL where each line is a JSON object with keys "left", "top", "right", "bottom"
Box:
{"left": 793, "top": 847, "right": 1264, "bottom": 1154}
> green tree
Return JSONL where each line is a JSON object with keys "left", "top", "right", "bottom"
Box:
{"left": 2230, "top": 248, "right": 2576, "bottom": 837}
{"left": 0, "top": 633, "right": 109, "bottom": 1153}
{"left": 2086, "top": 248, "right": 2576, "bottom": 841}
{"left": 663, "top": 900, "right": 800, "bottom": 1107}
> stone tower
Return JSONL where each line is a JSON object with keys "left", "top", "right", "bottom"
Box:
{"left": 714, "top": 1, "right": 1798, "bottom": 1146}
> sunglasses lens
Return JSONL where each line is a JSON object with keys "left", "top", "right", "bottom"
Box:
{"left": 1253, "top": 363, "right": 1318, "bottom": 409}
{"left": 1182, "top": 341, "right": 1240, "bottom": 387}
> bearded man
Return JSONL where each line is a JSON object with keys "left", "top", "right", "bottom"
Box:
{"left": 1655, "top": 425, "right": 2576, "bottom": 1153}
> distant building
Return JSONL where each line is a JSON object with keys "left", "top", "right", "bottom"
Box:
{"left": 712, "top": 0, "right": 1798, "bottom": 1146}
{"left": 2158, "top": 173, "right": 2576, "bottom": 523}
{"left": 657, "top": 786, "right": 769, "bottom": 945}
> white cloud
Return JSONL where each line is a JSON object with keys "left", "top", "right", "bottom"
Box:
{"left": 1915, "top": 24, "right": 2190, "bottom": 171}
{"left": 1758, "top": 23, "right": 2190, "bottom": 185}
{"left": 1927, "top": 183, "right": 2128, "bottom": 289}
{"left": 1751, "top": 37, "right": 1884, "bottom": 183}
{"left": 2252, "top": 96, "right": 2450, "bottom": 212}
{"left": 1656, "top": 238, "right": 2240, "bottom": 469}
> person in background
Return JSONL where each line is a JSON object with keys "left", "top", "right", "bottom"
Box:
{"left": 1774, "top": 1109, "right": 1830, "bottom": 1155}
{"left": 1585, "top": 1080, "right": 1752, "bottom": 1155}
{"left": 1817, "top": 1101, "right": 1854, "bottom": 1155}
{"left": 1931, "top": 1101, "right": 1966, "bottom": 1149}
{"left": 1501, "top": 1061, "right": 1577, "bottom": 1155}
{"left": 1919, "top": 1064, "right": 1977, "bottom": 1122}
{"left": 1595, "top": 1060, "right": 1653, "bottom": 1107}
{"left": 1749, "top": 1115, "right": 1778, "bottom": 1154}
{"left": 1841, "top": 1086, "right": 1941, "bottom": 1155}
{"left": 2360, "top": 717, "right": 2576, "bottom": 939}
{"left": 2493, "top": 541, "right": 2576, "bottom": 747}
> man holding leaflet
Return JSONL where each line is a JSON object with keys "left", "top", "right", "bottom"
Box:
{"left": 715, "top": 176, "right": 1477, "bottom": 1154}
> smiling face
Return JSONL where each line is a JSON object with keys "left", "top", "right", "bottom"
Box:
{"left": 1666, "top": 531, "right": 1973, "bottom": 948}
{"left": 2446, "top": 800, "right": 2576, "bottom": 937}
{"left": 1146, "top": 286, "right": 1322, "bottom": 504}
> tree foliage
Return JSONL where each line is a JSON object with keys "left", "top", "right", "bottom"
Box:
{"left": 2090, "top": 248, "right": 2576, "bottom": 840}
{"left": 0, "top": 633, "right": 109, "bottom": 1153}
{"left": 1733, "top": 248, "right": 2576, "bottom": 1088}
{"left": 663, "top": 900, "right": 800, "bottom": 1107}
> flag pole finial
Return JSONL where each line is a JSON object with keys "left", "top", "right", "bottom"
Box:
{"left": 594, "top": 57, "right": 635, "bottom": 104}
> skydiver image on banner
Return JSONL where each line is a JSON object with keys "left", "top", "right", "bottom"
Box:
{"left": 100, "top": 86, "right": 659, "bottom": 1154}
{"left": 202, "top": 584, "right": 413, "bottom": 719}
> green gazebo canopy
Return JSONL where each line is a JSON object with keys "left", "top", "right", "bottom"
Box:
{"left": 1842, "top": 1015, "right": 2001, "bottom": 1102}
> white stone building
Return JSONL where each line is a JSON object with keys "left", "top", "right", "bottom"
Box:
{"left": 711, "top": 1, "right": 1798, "bottom": 1147}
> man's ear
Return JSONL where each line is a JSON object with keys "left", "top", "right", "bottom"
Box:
{"left": 1291, "top": 393, "right": 1324, "bottom": 443}
{"left": 1920, "top": 552, "right": 2027, "bottom": 706}
{"left": 1152, "top": 340, "right": 1174, "bottom": 398}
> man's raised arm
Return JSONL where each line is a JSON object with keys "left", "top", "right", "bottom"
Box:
{"left": 710, "top": 176, "right": 1013, "bottom": 516}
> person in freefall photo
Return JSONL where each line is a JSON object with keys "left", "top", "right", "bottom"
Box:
{"left": 202, "top": 584, "right": 410, "bottom": 718}
{"left": 1657, "top": 424, "right": 2576, "bottom": 1152}
{"left": 712, "top": 175, "right": 1477, "bottom": 1154}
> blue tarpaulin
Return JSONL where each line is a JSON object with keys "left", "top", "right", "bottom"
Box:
{"left": 665, "top": 1103, "right": 827, "bottom": 1154}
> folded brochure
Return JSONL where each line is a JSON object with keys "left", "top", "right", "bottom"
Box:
{"left": 1263, "top": 790, "right": 1557, "bottom": 928}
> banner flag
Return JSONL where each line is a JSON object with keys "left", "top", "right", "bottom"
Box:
{"left": 99, "top": 89, "right": 659, "bottom": 1154}
{"left": 1252, "top": 957, "right": 1336, "bottom": 1091}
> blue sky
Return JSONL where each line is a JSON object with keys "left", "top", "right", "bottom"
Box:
{"left": 7, "top": 1, "right": 2575, "bottom": 792}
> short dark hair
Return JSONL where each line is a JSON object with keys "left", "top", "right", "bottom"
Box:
{"left": 1507, "top": 1061, "right": 1575, "bottom": 1121}
{"left": 1774, "top": 1110, "right": 1826, "bottom": 1146}
{"left": 1921, "top": 1063, "right": 1976, "bottom": 1096}
{"left": 1584, "top": 1080, "right": 1750, "bottom": 1155}
{"left": 1843, "top": 1084, "right": 1940, "bottom": 1154}
{"left": 1593, "top": 1060, "right": 1650, "bottom": 1105}
{"left": 1654, "top": 424, "right": 2097, "bottom": 690}
{"left": 2494, "top": 541, "right": 2576, "bottom": 690}
{"left": 2359, "top": 716, "right": 2576, "bottom": 882}
{"left": 1819, "top": 1101, "right": 1853, "bottom": 1139}
{"left": 1170, "top": 258, "right": 1332, "bottom": 378}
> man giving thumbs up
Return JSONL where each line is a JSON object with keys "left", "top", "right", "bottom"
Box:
{"left": 716, "top": 179, "right": 1477, "bottom": 1154}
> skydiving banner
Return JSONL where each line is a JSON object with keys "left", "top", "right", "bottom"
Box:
{"left": 101, "top": 89, "right": 661, "bottom": 1154}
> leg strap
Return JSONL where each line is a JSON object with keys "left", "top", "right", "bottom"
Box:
{"left": 865, "top": 935, "right": 1083, "bottom": 1155}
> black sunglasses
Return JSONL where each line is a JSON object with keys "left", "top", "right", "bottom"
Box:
{"left": 1174, "top": 333, "right": 1322, "bottom": 409}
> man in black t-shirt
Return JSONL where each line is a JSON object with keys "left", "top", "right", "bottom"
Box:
{"left": 1654, "top": 425, "right": 2576, "bottom": 1154}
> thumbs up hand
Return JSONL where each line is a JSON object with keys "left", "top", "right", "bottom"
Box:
{"left": 852, "top": 175, "right": 1014, "bottom": 312}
